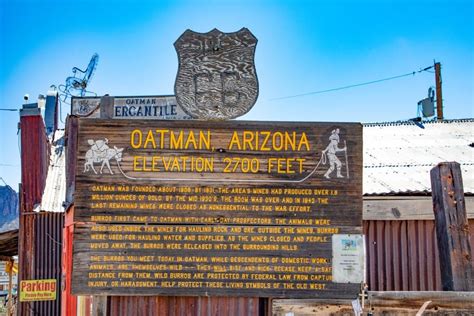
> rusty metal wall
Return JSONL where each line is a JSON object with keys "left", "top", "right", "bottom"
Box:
{"left": 62, "top": 207, "right": 77, "bottom": 316}
{"left": 108, "top": 296, "right": 263, "bottom": 316}
{"left": 19, "top": 213, "right": 64, "bottom": 315}
{"left": 19, "top": 113, "right": 64, "bottom": 315}
{"left": 20, "top": 115, "right": 49, "bottom": 212}
{"left": 364, "top": 219, "right": 474, "bottom": 291}
{"left": 33, "top": 212, "right": 64, "bottom": 315}
{"left": 19, "top": 114, "right": 50, "bottom": 316}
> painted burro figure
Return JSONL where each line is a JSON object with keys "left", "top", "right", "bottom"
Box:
{"left": 174, "top": 28, "right": 258, "bottom": 120}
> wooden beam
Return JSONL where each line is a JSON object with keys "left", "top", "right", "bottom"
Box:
{"left": 0, "top": 255, "right": 13, "bottom": 262}
{"left": 92, "top": 296, "right": 107, "bottom": 316}
{"left": 368, "top": 291, "right": 474, "bottom": 308}
{"left": 272, "top": 298, "right": 354, "bottom": 316}
{"left": 7, "top": 260, "right": 13, "bottom": 316}
{"left": 363, "top": 196, "right": 474, "bottom": 220}
{"left": 431, "top": 162, "right": 474, "bottom": 290}
{"left": 435, "top": 62, "right": 444, "bottom": 120}
{"left": 272, "top": 291, "right": 474, "bottom": 316}
{"left": 99, "top": 95, "right": 114, "bottom": 119}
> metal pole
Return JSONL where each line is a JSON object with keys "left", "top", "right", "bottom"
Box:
{"left": 435, "top": 62, "right": 444, "bottom": 120}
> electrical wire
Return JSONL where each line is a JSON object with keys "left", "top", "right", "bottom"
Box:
{"left": 0, "top": 108, "right": 18, "bottom": 111}
{"left": 271, "top": 65, "right": 434, "bottom": 101}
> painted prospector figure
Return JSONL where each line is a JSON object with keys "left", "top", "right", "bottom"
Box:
{"left": 322, "top": 129, "right": 348, "bottom": 179}
{"left": 83, "top": 138, "right": 124, "bottom": 174}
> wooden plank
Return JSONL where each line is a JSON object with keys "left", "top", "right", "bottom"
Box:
{"left": 368, "top": 291, "right": 474, "bottom": 308}
{"left": 376, "top": 221, "right": 385, "bottom": 290}
{"left": 72, "top": 119, "right": 363, "bottom": 299}
{"left": 65, "top": 115, "right": 79, "bottom": 206}
{"left": 417, "top": 221, "right": 425, "bottom": 291}
{"left": 272, "top": 291, "right": 474, "bottom": 316}
{"left": 99, "top": 96, "right": 114, "bottom": 119}
{"left": 407, "top": 221, "right": 418, "bottom": 291}
{"left": 273, "top": 299, "right": 354, "bottom": 316}
{"left": 426, "top": 221, "right": 435, "bottom": 290}
{"left": 363, "top": 196, "right": 474, "bottom": 220}
{"left": 391, "top": 221, "right": 401, "bottom": 290}
{"left": 366, "top": 221, "right": 376, "bottom": 291}
{"left": 431, "top": 162, "right": 474, "bottom": 291}
{"left": 0, "top": 230, "right": 18, "bottom": 257}
{"left": 92, "top": 296, "right": 107, "bottom": 316}
{"left": 399, "top": 221, "right": 409, "bottom": 291}
{"left": 384, "top": 221, "right": 392, "bottom": 290}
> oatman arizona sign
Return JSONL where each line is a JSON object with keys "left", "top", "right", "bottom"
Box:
{"left": 70, "top": 29, "right": 364, "bottom": 299}
{"left": 71, "top": 120, "right": 363, "bottom": 298}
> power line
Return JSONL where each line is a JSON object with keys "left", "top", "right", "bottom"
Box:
{"left": 0, "top": 108, "right": 18, "bottom": 111}
{"left": 0, "top": 163, "right": 20, "bottom": 167}
{"left": 0, "top": 177, "right": 8, "bottom": 186}
{"left": 271, "top": 65, "right": 434, "bottom": 101}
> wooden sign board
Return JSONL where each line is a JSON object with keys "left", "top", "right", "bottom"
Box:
{"left": 72, "top": 119, "right": 363, "bottom": 298}
{"left": 71, "top": 95, "right": 191, "bottom": 120}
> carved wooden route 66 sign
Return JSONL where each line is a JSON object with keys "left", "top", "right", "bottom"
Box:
{"left": 174, "top": 28, "right": 259, "bottom": 120}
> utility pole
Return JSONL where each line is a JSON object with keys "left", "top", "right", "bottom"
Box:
{"left": 435, "top": 62, "right": 443, "bottom": 120}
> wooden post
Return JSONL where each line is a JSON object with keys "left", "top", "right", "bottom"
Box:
{"left": 7, "top": 259, "right": 13, "bottom": 316}
{"left": 92, "top": 296, "right": 107, "bottom": 316}
{"left": 99, "top": 95, "right": 114, "bottom": 119}
{"left": 435, "top": 62, "right": 443, "bottom": 120}
{"left": 430, "top": 162, "right": 474, "bottom": 290}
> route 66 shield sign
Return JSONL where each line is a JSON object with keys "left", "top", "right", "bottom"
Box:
{"left": 174, "top": 28, "right": 259, "bottom": 120}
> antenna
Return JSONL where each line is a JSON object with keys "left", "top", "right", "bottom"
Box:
{"left": 59, "top": 53, "right": 99, "bottom": 103}
{"left": 417, "top": 86, "right": 435, "bottom": 118}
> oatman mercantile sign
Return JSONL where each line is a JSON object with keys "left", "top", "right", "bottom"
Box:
{"left": 71, "top": 119, "right": 363, "bottom": 298}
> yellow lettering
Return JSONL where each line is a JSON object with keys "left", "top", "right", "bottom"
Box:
{"left": 228, "top": 132, "right": 241, "bottom": 150}
{"left": 130, "top": 129, "right": 142, "bottom": 148}
{"left": 285, "top": 132, "right": 296, "bottom": 150}
{"left": 260, "top": 131, "right": 271, "bottom": 151}
{"left": 143, "top": 130, "right": 156, "bottom": 148}
{"left": 199, "top": 131, "right": 211, "bottom": 150}
{"left": 298, "top": 132, "right": 310, "bottom": 151}
{"left": 185, "top": 131, "right": 198, "bottom": 149}
{"left": 273, "top": 132, "right": 284, "bottom": 151}
{"left": 155, "top": 129, "right": 169, "bottom": 148}
{"left": 242, "top": 131, "right": 254, "bottom": 150}
{"left": 170, "top": 131, "right": 184, "bottom": 149}
{"left": 133, "top": 156, "right": 142, "bottom": 171}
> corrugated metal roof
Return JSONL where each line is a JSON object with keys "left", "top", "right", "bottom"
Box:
{"left": 38, "top": 130, "right": 66, "bottom": 212}
{"left": 363, "top": 119, "right": 473, "bottom": 195}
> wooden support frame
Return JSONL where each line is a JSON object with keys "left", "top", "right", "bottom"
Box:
{"left": 272, "top": 291, "right": 474, "bottom": 315}
{"left": 431, "top": 162, "right": 474, "bottom": 291}
{"left": 363, "top": 196, "right": 474, "bottom": 221}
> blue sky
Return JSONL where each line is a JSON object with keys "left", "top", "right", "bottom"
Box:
{"left": 0, "top": 0, "right": 473, "bottom": 187}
